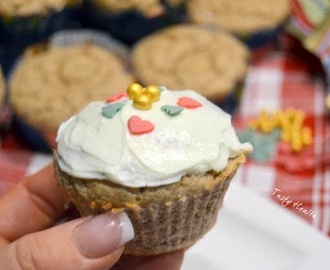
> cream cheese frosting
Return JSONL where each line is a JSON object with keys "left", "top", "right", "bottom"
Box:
{"left": 56, "top": 86, "right": 252, "bottom": 187}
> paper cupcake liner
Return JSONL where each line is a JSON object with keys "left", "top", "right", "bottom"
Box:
{"left": 54, "top": 153, "right": 245, "bottom": 255}
{"left": 123, "top": 178, "right": 230, "bottom": 255}
{"left": 81, "top": 0, "right": 186, "bottom": 45}
{"left": 7, "top": 29, "right": 132, "bottom": 152}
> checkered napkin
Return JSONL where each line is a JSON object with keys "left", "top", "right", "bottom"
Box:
{"left": 233, "top": 49, "right": 330, "bottom": 237}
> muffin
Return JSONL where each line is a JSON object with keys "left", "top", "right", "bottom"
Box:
{"left": 82, "top": 0, "right": 186, "bottom": 44}
{"left": 0, "top": 0, "right": 82, "bottom": 47}
{"left": 187, "top": 0, "right": 290, "bottom": 48}
{"left": 132, "top": 24, "right": 250, "bottom": 113}
{"left": 9, "top": 33, "right": 134, "bottom": 151}
{"left": 54, "top": 83, "right": 252, "bottom": 255}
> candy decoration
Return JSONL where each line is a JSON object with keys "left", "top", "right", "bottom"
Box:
{"left": 107, "top": 92, "right": 128, "bottom": 103}
{"left": 128, "top": 116, "right": 155, "bottom": 135}
{"left": 161, "top": 105, "right": 183, "bottom": 116}
{"left": 127, "top": 83, "right": 143, "bottom": 100}
{"left": 102, "top": 103, "right": 124, "bottom": 119}
{"left": 134, "top": 93, "right": 153, "bottom": 110}
{"left": 145, "top": 85, "right": 161, "bottom": 102}
{"left": 158, "top": 86, "right": 167, "bottom": 92}
{"left": 177, "top": 97, "right": 202, "bottom": 109}
{"left": 127, "top": 83, "right": 161, "bottom": 110}
{"left": 248, "top": 108, "right": 313, "bottom": 153}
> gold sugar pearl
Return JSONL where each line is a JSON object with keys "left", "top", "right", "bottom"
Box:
{"left": 127, "top": 83, "right": 143, "bottom": 100}
{"left": 133, "top": 93, "right": 153, "bottom": 110}
{"left": 145, "top": 85, "right": 161, "bottom": 102}
{"left": 127, "top": 83, "right": 161, "bottom": 110}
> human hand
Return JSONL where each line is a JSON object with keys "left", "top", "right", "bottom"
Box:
{"left": 0, "top": 165, "right": 184, "bottom": 270}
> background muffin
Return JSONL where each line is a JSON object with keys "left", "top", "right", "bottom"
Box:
{"left": 0, "top": 0, "right": 82, "bottom": 75}
{"left": 187, "top": 0, "right": 290, "bottom": 48}
{"left": 9, "top": 31, "right": 134, "bottom": 151}
{"left": 132, "top": 24, "right": 250, "bottom": 113}
{"left": 0, "top": 0, "right": 82, "bottom": 46}
{"left": 54, "top": 85, "right": 252, "bottom": 255}
{"left": 82, "top": 0, "right": 186, "bottom": 44}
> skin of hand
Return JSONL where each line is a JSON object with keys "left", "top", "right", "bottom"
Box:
{"left": 0, "top": 165, "right": 184, "bottom": 270}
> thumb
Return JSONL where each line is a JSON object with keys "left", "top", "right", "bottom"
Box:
{"left": 0, "top": 212, "right": 134, "bottom": 270}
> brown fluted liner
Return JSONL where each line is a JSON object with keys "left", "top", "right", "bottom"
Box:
{"left": 54, "top": 153, "right": 245, "bottom": 255}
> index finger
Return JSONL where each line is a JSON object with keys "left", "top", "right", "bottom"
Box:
{"left": 0, "top": 164, "right": 66, "bottom": 246}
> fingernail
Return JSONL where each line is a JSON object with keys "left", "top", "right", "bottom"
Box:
{"left": 73, "top": 212, "right": 134, "bottom": 258}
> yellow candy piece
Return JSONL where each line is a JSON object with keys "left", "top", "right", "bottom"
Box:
{"left": 302, "top": 127, "right": 313, "bottom": 146}
{"left": 259, "top": 121, "right": 274, "bottom": 133}
{"left": 248, "top": 119, "right": 259, "bottom": 130}
{"left": 127, "top": 83, "right": 161, "bottom": 110}
{"left": 127, "top": 83, "right": 143, "bottom": 100}
{"left": 145, "top": 85, "right": 160, "bottom": 102}
{"left": 133, "top": 93, "right": 153, "bottom": 110}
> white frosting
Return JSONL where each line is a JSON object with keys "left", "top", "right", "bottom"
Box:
{"left": 56, "top": 88, "right": 252, "bottom": 187}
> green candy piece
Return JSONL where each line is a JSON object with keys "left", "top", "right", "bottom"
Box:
{"left": 161, "top": 105, "right": 183, "bottom": 116}
{"left": 102, "top": 103, "right": 124, "bottom": 119}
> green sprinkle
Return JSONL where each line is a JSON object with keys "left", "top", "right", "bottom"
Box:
{"left": 102, "top": 103, "right": 124, "bottom": 119}
{"left": 161, "top": 105, "right": 184, "bottom": 116}
{"left": 158, "top": 86, "right": 167, "bottom": 92}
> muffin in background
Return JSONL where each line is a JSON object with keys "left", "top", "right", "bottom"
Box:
{"left": 132, "top": 24, "right": 250, "bottom": 113}
{"left": 82, "top": 0, "right": 186, "bottom": 44}
{"left": 54, "top": 84, "right": 252, "bottom": 255}
{"left": 187, "top": 0, "right": 290, "bottom": 49}
{"left": 9, "top": 31, "right": 134, "bottom": 151}
{"left": 0, "top": 0, "right": 82, "bottom": 47}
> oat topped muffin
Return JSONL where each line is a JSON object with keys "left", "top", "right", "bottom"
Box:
{"left": 9, "top": 43, "right": 134, "bottom": 131}
{"left": 93, "top": 0, "right": 185, "bottom": 17}
{"left": 132, "top": 24, "right": 250, "bottom": 101}
{"left": 0, "top": 0, "right": 79, "bottom": 17}
{"left": 187, "top": 0, "right": 290, "bottom": 34}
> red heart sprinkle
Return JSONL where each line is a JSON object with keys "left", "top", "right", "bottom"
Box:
{"left": 107, "top": 92, "right": 128, "bottom": 103}
{"left": 128, "top": 116, "right": 155, "bottom": 135}
{"left": 177, "top": 97, "right": 202, "bottom": 108}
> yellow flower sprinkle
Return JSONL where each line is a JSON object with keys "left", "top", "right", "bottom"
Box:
{"left": 248, "top": 108, "right": 312, "bottom": 153}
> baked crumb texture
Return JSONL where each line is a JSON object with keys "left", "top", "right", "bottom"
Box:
{"left": 54, "top": 152, "right": 246, "bottom": 255}
{"left": 132, "top": 24, "right": 250, "bottom": 101}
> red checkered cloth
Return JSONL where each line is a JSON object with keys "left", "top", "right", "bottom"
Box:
{"left": 0, "top": 46, "right": 329, "bottom": 238}
{"left": 233, "top": 48, "right": 330, "bottom": 237}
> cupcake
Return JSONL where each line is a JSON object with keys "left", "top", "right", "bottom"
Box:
{"left": 0, "top": 0, "right": 82, "bottom": 47}
{"left": 132, "top": 24, "right": 250, "bottom": 113}
{"left": 186, "top": 0, "right": 290, "bottom": 49}
{"left": 82, "top": 0, "right": 186, "bottom": 44}
{"left": 54, "top": 83, "right": 252, "bottom": 255}
{"left": 9, "top": 32, "right": 134, "bottom": 151}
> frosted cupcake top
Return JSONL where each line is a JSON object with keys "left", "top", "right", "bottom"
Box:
{"left": 56, "top": 84, "right": 252, "bottom": 187}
